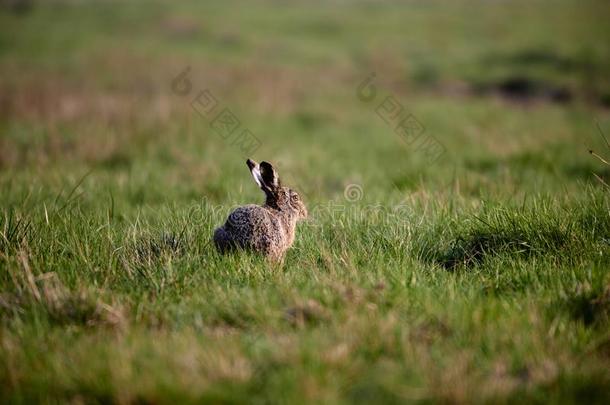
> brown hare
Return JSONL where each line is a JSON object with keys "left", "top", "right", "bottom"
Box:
{"left": 213, "top": 159, "right": 307, "bottom": 261}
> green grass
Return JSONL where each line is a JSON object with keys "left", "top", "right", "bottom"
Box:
{"left": 1, "top": 0, "right": 610, "bottom": 403}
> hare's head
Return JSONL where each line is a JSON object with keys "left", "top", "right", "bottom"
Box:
{"left": 247, "top": 159, "right": 307, "bottom": 221}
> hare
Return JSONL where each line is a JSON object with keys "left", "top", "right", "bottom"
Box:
{"left": 213, "top": 159, "right": 308, "bottom": 261}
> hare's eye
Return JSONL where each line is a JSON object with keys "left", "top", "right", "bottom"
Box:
{"left": 290, "top": 194, "right": 299, "bottom": 202}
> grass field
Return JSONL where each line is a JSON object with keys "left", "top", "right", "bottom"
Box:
{"left": 1, "top": 0, "right": 610, "bottom": 403}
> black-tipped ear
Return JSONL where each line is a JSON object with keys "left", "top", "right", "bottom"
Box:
{"left": 247, "top": 158, "right": 264, "bottom": 189}
{"left": 260, "top": 161, "right": 280, "bottom": 189}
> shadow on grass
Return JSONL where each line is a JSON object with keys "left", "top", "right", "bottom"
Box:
{"left": 133, "top": 232, "right": 187, "bottom": 264}
{"left": 419, "top": 194, "right": 610, "bottom": 270}
{"left": 437, "top": 225, "right": 574, "bottom": 269}
{"left": 557, "top": 283, "right": 610, "bottom": 328}
{"left": 472, "top": 47, "right": 610, "bottom": 107}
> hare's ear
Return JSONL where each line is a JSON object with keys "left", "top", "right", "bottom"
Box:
{"left": 260, "top": 161, "right": 280, "bottom": 190}
{"left": 247, "top": 159, "right": 265, "bottom": 189}
{"left": 247, "top": 159, "right": 279, "bottom": 197}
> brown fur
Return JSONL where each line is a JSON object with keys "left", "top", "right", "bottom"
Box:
{"left": 213, "top": 159, "right": 307, "bottom": 261}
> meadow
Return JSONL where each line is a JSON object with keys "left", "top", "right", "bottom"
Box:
{"left": 1, "top": 0, "right": 610, "bottom": 403}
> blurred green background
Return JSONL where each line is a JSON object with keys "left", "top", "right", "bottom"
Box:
{"left": 1, "top": 0, "right": 609, "bottom": 203}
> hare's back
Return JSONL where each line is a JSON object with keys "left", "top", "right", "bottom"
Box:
{"left": 225, "top": 205, "right": 282, "bottom": 249}
{"left": 225, "top": 205, "right": 272, "bottom": 232}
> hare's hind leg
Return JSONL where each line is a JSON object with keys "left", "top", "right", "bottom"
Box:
{"left": 213, "top": 226, "right": 234, "bottom": 254}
